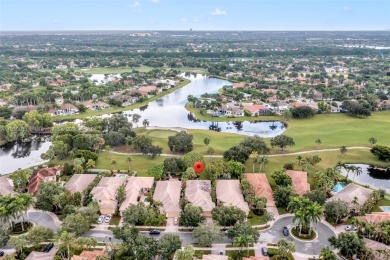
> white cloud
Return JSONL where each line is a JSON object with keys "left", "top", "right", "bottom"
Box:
{"left": 129, "top": 1, "right": 141, "bottom": 9}
{"left": 343, "top": 5, "right": 350, "bottom": 12}
{"left": 211, "top": 8, "right": 227, "bottom": 16}
{"left": 180, "top": 18, "right": 188, "bottom": 23}
{"left": 150, "top": 0, "right": 159, "bottom": 3}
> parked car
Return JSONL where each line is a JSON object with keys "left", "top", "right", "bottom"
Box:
{"left": 104, "top": 214, "right": 112, "bottom": 223}
{"left": 0, "top": 251, "right": 4, "bottom": 256}
{"left": 219, "top": 251, "right": 224, "bottom": 255}
{"left": 283, "top": 227, "right": 289, "bottom": 236}
{"left": 345, "top": 225, "right": 358, "bottom": 231}
{"left": 173, "top": 217, "right": 178, "bottom": 225}
{"left": 261, "top": 247, "right": 268, "bottom": 256}
{"left": 97, "top": 216, "right": 104, "bottom": 224}
{"left": 149, "top": 229, "right": 161, "bottom": 235}
{"left": 43, "top": 243, "right": 54, "bottom": 253}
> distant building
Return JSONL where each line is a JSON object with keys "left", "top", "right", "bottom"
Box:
{"left": 71, "top": 250, "right": 108, "bottom": 260}
{"left": 0, "top": 176, "right": 17, "bottom": 196}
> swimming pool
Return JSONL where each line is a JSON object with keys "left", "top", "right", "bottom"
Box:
{"left": 383, "top": 207, "right": 390, "bottom": 212}
{"left": 332, "top": 182, "right": 346, "bottom": 192}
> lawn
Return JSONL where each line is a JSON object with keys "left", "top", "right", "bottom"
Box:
{"left": 193, "top": 250, "right": 212, "bottom": 259}
{"left": 53, "top": 79, "right": 191, "bottom": 120}
{"left": 75, "top": 66, "right": 154, "bottom": 74}
{"left": 247, "top": 211, "right": 269, "bottom": 225}
{"left": 372, "top": 198, "right": 390, "bottom": 212}
{"left": 187, "top": 103, "right": 390, "bottom": 153}
{"left": 226, "top": 249, "right": 255, "bottom": 259}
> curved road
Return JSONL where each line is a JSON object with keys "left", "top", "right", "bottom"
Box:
{"left": 260, "top": 216, "right": 336, "bottom": 255}
{"left": 110, "top": 146, "right": 370, "bottom": 158}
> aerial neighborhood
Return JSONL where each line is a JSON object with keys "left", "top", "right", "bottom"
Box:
{"left": 0, "top": 29, "right": 390, "bottom": 260}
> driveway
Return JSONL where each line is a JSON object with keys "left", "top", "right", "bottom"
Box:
{"left": 260, "top": 216, "right": 336, "bottom": 255}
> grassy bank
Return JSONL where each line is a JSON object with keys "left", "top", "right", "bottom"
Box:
{"left": 53, "top": 79, "right": 191, "bottom": 120}
{"left": 75, "top": 66, "right": 207, "bottom": 74}
{"left": 186, "top": 102, "right": 390, "bottom": 152}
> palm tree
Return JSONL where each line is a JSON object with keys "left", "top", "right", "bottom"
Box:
{"left": 296, "top": 155, "right": 303, "bottom": 165}
{"left": 174, "top": 245, "right": 195, "bottom": 260}
{"left": 56, "top": 231, "right": 76, "bottom": 260}
{"left": 277, "top": 239, "right": 296, "bottom": 259}
{"left": 142, "top": 119, "right": 150, "bottom": 128}
{"left": 352, "top": 166, "right": 363, "bottom": 180}
{"left": 250, "top": 151, "right": 258, "bottom": 172}
{"left": 127, "top": 156, "right": 133, "bottom": 172}
{"left": 234, "top": 234, "right": 254, "bottom": 255}
{"left": 85, "top": 159, "right": 95, "bottom": 170}
{"left": 258, "top": 156, "right": 269, "bottom": 172}
{"left": 307, "top": 203, "right": 323, "bottom": 234}
{"left": 340, "top": 146, "right": 348, "bottom": 157}
{"left": 320, "top": 247, "right": 337, "bottom": 260}
{"left": 14, "top": 193, "right": 35, "bottom": 231}
{"left": 315, "top": 138, "right": 321, "bottom": 149}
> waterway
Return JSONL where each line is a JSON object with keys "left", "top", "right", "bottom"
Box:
{"left": 0, "top": 74, "right": 285, "bottom": 175}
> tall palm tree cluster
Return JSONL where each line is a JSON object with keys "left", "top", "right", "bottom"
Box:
{"left": 337, "top": 162, "right": 363, "bottom": 181}
{"left": 351, "top": 218, "right": 390, "bottom": 246}
{"left": 288, "top": 196, "right": 323, "bottom": 236}
{"left": 0, "top": 193, "right": 35, "bottom": 231}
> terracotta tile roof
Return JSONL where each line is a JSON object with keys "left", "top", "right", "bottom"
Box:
{"left": 243, "top": 104, "right": 268, "bottom": 113}
{"left": 65, "top": 174, "right": 97, "bottom": 194}
{"left": 71, "top": 250, "right": 108, "bottom": 260}
{"left": 245, "top": 173, "right": 275, "bottom": 206}
{"left": 28, "top": 166, "right": 61, "bottom": 196}
{"left": 153, "top": 180, "right": 181, "bottom": 214}
{"left": 356, "top": 212, "right": 390, "bottom": 224}
{"left": 242, "top": 257, "right": 268, "bottom": 260}
{"left": 185, "top": 180, "right": 215, "bottom": 212}
{"left": 0, "top": 176, "right": 17, "bottom": 196}
{"left": 216, "top": 180, "right": 249, "bottom": 214}
{"left": 329, "top": 183, "right": 372, "bottom": 206}
{"left": 91, "top": 177, "right": 125, "bottom": 215}
{"left": 119, "top": 176, "right": 154, "bottom": 212}
{"left": 25, "top": 247, "right": 57, "bottom": 260}
{"left": 286, "top": 170, "right": 310, "bottom": 195}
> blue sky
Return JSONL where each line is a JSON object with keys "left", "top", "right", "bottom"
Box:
{"left": 1, "top": 0, "right": 389, "bottom": 31}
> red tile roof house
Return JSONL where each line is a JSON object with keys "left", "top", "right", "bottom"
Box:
{"left": 243, "top": 104, "right": 270, "bottom": 116}
{"left": 286, "top": 170, "right": 310, "bottom": 195}
{"left": 71, "top": 250, "right": 108, "bottom": 260}
{"left": 244, "top": 173, "right": 275, "bottom": 207}
{"left": 28, "top": 166, "right": 62, "bottom": 196}
{"left": 65, "top": 174, "right": 97, "bottom": 200}
{"left": 82, "top": 100, "right": 110, "bottom": 110}
{"left": 136, "top": 85, "right": 159, "bottom": 96}
{"left": 119, "top": 176, "right": 155, "bottom": 216}
{"left": 216, "top": 180, "right": 250, "bottom": 215}
{"left": 356, "top": 212, "right": 390, "bottom": 224}
{"left": 0, "top": 176, "right": 17, "bottom": 196}
{"left": 90, "top": 177, "right": 126, "bottom": 215}
{"left": 185, "top": 180, "right": 215, "bottom": 218}
{"left": 153, "top": 179, "right": 182, "bottom": 218}
{"left": 48, "top": 103, "right": 79, "bottom": 116}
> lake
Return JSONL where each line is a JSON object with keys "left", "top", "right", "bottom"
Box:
{"left": 339, "top": 163, "right": 390, "bottom": 193}
{"left": 0, "top": 74, "right": 285, "bottom": 175}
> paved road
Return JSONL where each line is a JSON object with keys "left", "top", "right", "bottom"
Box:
{"left": 27, "top": 210, "right": 61, "bottom": 231}
{"left": 85, "top": 229, "right": 233, "bottom": 245}
{"left": 111, "top": 146, "right": 370, "bottom": 158}
{"left": 260, "top": 216, "right": 336, "bottom": 255}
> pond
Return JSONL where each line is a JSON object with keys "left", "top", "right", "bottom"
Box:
{"left": 0, "top": 74, "right": 285, "bottom": 175}
{"left": 0, "top": 140, "right": 51, "bottom": 175}
{"left": 339, "top": 164, "right": 390, "bottom": 193}
{"left": 123, "top": 74, "right": 286, "bottom": 136}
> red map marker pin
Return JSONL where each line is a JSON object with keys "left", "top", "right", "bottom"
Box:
{"left": 193, "top": 161, "right": 204, "bottom": 174}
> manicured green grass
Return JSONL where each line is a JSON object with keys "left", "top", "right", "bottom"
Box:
{"left": 75, "top": 66, "right": 154, "bottom": 74}
{"left": 247, "top": 211, "right": 269, "bottom": 225}
{"left": 372, "top": 198, "right": 390, "bottom": 212}
{"left": 194, "top": 250, "right": 212, "bottom": 258}
{"left": 187, "top": 102, "right": 390, "bottom": 153}
{"left": 53, "top": 79, "right": 191, "bottom": 120}
{"left": 226, "top": 249, "right": 255, "bottom": 258}
{"left": 291, "top": 227, "right": 317, "bottom": 240}
{"left": 277, "top": 208, "right": 289, "bottom": 215}
{"left": 109, "top": 217, "right": 121, "bottom": 226}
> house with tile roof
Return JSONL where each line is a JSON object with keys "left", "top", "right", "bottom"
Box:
{"left": 216, "top": 180, "right": 249, "bottom": 215}
{"left": 245, "top": 173, "right": 275, "bottom": 207}
{"left": 329, "top": 183, "right": 373, "bottom": 210}
{"left": 28, "top": 166, "right": 61, "bottom": 196}
{"left": 286, "top": 170, "right": 310, "bottom": 195}
{"left": 25, "top": 247, "right": 57, "bottom": 260}
{"left": 90, "top": 177, "right": 125, "bottom": 215}
{"left": 356, "top": 212, "right": 390, "bottom": 224}
{"left": 65, "top": 174, "right": 97, "bottom": 196}
{"left": 71, "top": 250, "right": 108, "bottom": 260}
{"left": 0, "top": 176, "right": 17, "bottom": 196}
{"left": 202, "top": 255, "right": 228, "bottom": 260}
{"left": 185, "top": 180, "right": 215, "bottom": 217}
{"left": 153, "top": 179, "right": 182, "bottom": 218}
{"left": 119, "top": 176, "right": 154, "bottom": 215}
